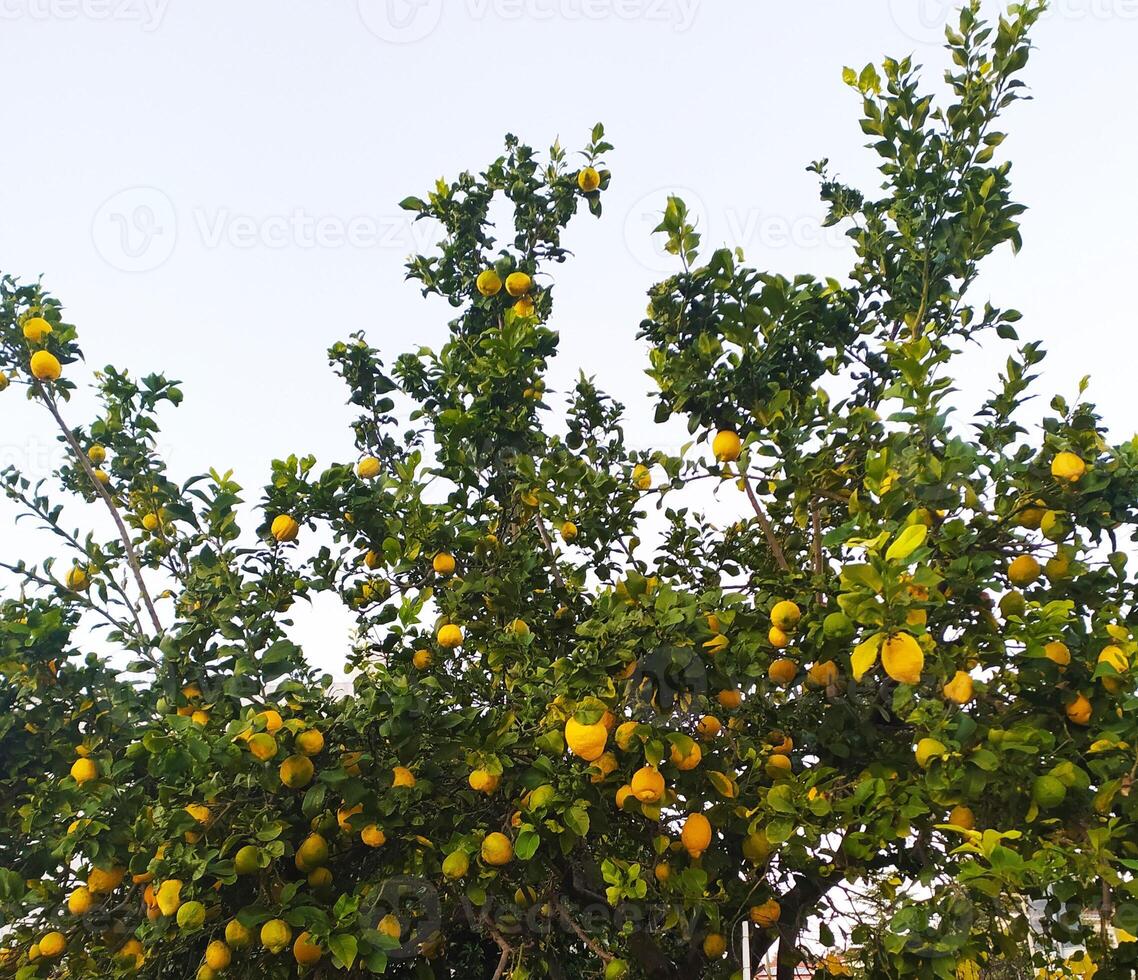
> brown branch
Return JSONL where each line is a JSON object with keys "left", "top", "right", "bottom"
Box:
{"left": 481, "top": 915, "right": 514, "bottom": 980}
{"left": 532, "top": 515, "right": 567, "bottom": 590}
{"left": 554, "top": 899, "right": 612, "bottom": 964}
{"left": 36, "top": 382, "right": 164, "bottom": 637}
{"left": 740, "top": 471, "right": 791, "bottom": 574}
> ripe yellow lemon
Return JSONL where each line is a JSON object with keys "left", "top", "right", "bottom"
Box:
{"left": 654, "top": 861, "right": 671, "bottom": 882}
{"left": 361, "top": 824, "right": 387, "bottom": 847}
{"left": 30, "top": 350, "right": 62, "bottom": 381}
{"left": 1016, "top": 500, "right": 1046, "bottom": 529}
{"left": 577, "top": 166, "right": 601, "bottom": 192}
{"left": 295, "top": 833, "right": 329, "bottom": 872}
{"left": 443, "top": 850, "right": 470, "bottom": 879}
{"left": 87, "top": 866, "right": 124, "bottom": 895}
{"left": 631, "top": 766, "right": 664, "bottom": 803}
{"left": 270, "top": 515, "right": 299, "bottom": 543}
{"left": 943, "top": 671, "right": 974, "bottom": 705}
{"left": 261, "top": 919, "right": 292, "bottom": 954}
{"left": 696, "top": 715, "right": 721, "bottom": 739}
{"left": 468, "top": 769, "right": 500, "bottom": 794}
{"left": 915, "top": 737, "right": 947, "bottom": 769}
{"left": 337, "top": 803, "right": 363, "bottom": 831}
{"left": 280, "top": 755, "right": 315, "bottom": 789}
{"left": 481, "top": 832, "right": 513, "bottom": 866}
{"left": 590, "top": 751, "right": 619, "bottom": 783}
{"left": 308, "top": 867, "right": 333, "bottom": 890}
{"left": 176, "top": 900, "right": 206, "bottom": 931}
{"left": 670, "top": 741, "right": 702, "bottom": 771}
{"left": 514, "top": 297, "right": 536, "bottom": 318}
{"left": 437, "top": 624, "right": 463, "bottom": 648}
{"left": 235, "top": 845, "right": 263, "bottom": 875}
{"left": 505, "top": 272, "right": 532, "bottom": 297}
{"left": 293, "top": 932, "right": 322, "bottom": 966}
{"left": 615, "top": 721, "right": 640, "bottom": 751}
{"left": 476, "top": 270, "right": 503, "bottom": 296}
{"left": 156, "top": 879, "right": 183, "bottom": 917}
{"left": 702, "top": 933, "right": 726, "bottom": 958}
{"left": 65, "top": 566, "right": 90, "bottom": 591}
{"left": 717, "top": 689, "right": 742, "bottom": 710}
{"left": 509, "top": 618, "right": 530, "bottom": 637}
{"left": 765, "top": 754, "right": 792, "bottom": 779}
{"left": 296, "top": 729, "right": 325, "bottom": 757}
{"left": 225, "top": 920, "right": 252, "bottom": 948}
{"left": 565, "top": 718, "right": 608, "bottom": 762}
{"left": 768, "top": 626, "right": 790, "bottom": 650}
{"left": 882, "top": 632, "right": 924, "bottom": 685}
{"left": 1044, "top": 641, "right": 1071, "bottom": 666}
{"left": 70, "top": 757, "right": 97, "bottom": 784}
{"left": 749, "top": 898, "right": 781, "bottom": 928}
{"left": 712, "top": 430, "right": 741, "bottom": 462}
{"left": 392, "top": 766, "right": 416, "bottom": 788}
{"left": 631, "top": 464, "right": 652, "bottom": 490}
{"left": 1008, "top": 555, "right": 1041, "bottom": 587}
{"left": 68, "top": 886, "right": 94, "bottom": 916}
{"left": 948, "top": 805, "right": 975, "bottom": 830}
{"left": 38, "top": 933, "right": 66, "bottom": 959}
{"left": 412, "top": 650, "right": 433, "bottom": 669}
{"left": 432, "top": 552, "right": 456, "bottom": 575}
{"left": 378, "top": 914, "right": 401, "bottom": 940}
{"left": 23, "top": 316, "right": 53, "bottom": 342}
{"left": 680, "top": 813, "right": 712, "bottom": 858}
{"left": 205, "top": 941, "right": 231, "bottom": 971}
{"left": 248, "top": 732, "right": 278, "bottom": 761}
{"left": 770, "top": 600, "right": 801, "bottom": 631}
{"left": 560, "top": 521, "right": 578, "bottom": 542}
{"left": 357, "top": 456, "right": 381, "bottom": 479}
{"left": 807, "top": 660, "right": 839, "bottom": 688}
{"left": 769, "top": 659, "right": 797, "bottom": 686}
{"left": 1051, "top": 451, "right": 1086, "bottom": 483}
{"left": 87, "top": 445, "right": 107, "bottom": 465}
{"left": 1066, "top": 693, "right": 1092, "bottom": 725}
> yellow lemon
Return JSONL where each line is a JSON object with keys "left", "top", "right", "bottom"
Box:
{"left": 468, "top": 769, "right": 500, "bottom": 794}
{"left": 716, "top": 689, "right": 742, "bottom": 710}
{"left": 176, "top": 900, "right": 206, "bottom": 931}
{"left": 943, "top": 671, "right": 974, "bottom": 705}
{"left": 442, "top": 850, "right": 470, "bottom": 879}
{"left": 412, "top": 649, "right": 433, "bottom": 669}
{"left": 631, "top": 464, "right": 652, "bottom": 490}
{"left": 23, "top": 316, "right": 53, "bottom": 342}
{"left": 356, "top": 456, "right": 381, "bottom": 479}
{"left": 65, "top": 566, "right": 90, "bottom": 591}
{"left": 565, "top": 717, "right": 608, "bottom": 762}
{"left": 1008, "top": 555, "right": 1041, "bottom": 587}
{"left": 87, "top": 866, "right": 124, "bottom": 895}
{"left": 261, "top": 919, "right": 292, "bottom": 954}
{"left": 770, "top": 600, "right": 801, "bottom": 631}
{"left": 481, "top": 832, "right": 513, "bottom": 866}
{"left": 1044, "top": 640, "right": 1071, "bottom": 666}
{"left": 670, "top": 741, "right": 702, "bottom": 771}
{"left": 337, "top": 803, "right": 363, "bottom": 832}
{"left": 915, "top": 738, "right": 947, "bottom": 769}
{"left": 882, "top": 632, "right": 924, "bottom": 685}
{"left": 742, "top": 830, "right": 771, "bottom": 864}
{"left": 204, "top": 941, "right": 231, "bottom": 971}
{"left": 68, "top": 886, "right": 94, "bottom": 916}
{"left": 295, "top": 833, "right": 329, "bottom": 872}
{"left": 696, "top": 715, "right": 721, "bottom": 739}
{"left": 392, "top": 766, "right": 416, "bottom": 788}
{"left": 38, "top": 933, "right": 67, "bottom": 959}
{"left": 378, "top": 914, "right": 401, "bottom": 940}
{"left": 476, "top": 270, "right": 503, "bottom": 296}
{"left": 270, "top": 515, "right": 299, "bottom": 542}
{"left": 437, "top": 624, "right": 463, "bottom": 648}
{"left": 505, "top": 272, "right": 532, "bottom": 297}
{"left": 702, "top": 933, "right": 726, "bottom": 958}
{"left": 631, "top": 766, "right": 664, "bottom": 803}
{"left": 1051, "top": 451, "right": 1086, "bottom": 483}
{"left": 432, "top": 552, "right": 456, "bottom": 575}
{"left": 156, "top": 879, "right": 183, "bottom": 917}
{"left": 560, "top": 521, "right": 578, "bottom": 542}
{"left": 769, "top": 659, "right": 797, "bottom": 686}
{"left": 280, "top": 755, "right": 315, "bottom": 789}
{"left": 296, "top": 729, "right": 325, "bottom": 757}
{"left": 70, "top": 757, "right": 97, "bottom": 784}
{"left": 1066, "top": 693, "right": 1092, "bottom": 725}
{"left": 948, "top": 805, "right": 975, "bottom": 830}
{"left": 806, "top": 660, "right": 839, "bottom": 688}
{"left": 293, "top": 931, "right": 322, "bottom": 966}
{"left": 87, "top": 444, "right": 107, "bottom": 464}
{"left": 577, "top": 166, "right": 601, "bottom": 192}
{"left": 749, "top": 898, "right": 781, "bottom": 928}
{"left": 248, "top": 732, "right": 278, "bottom": 761}
{"left": 768, "top": 626, "right": 790, "bottom": 649}
{"left": 30, "top": 350, "right": 62, "bottom": 381}
{"left": 614, "top": 721, "right": 639, "bottom": 751}
{"left": 712, "top": 430, "right": 741, "bottom": 462}
{"left": 680, "top": 813, "right": 712, "bottom": 858}
{"left": 361, "top": 824, "right": 387, "bottom": 847}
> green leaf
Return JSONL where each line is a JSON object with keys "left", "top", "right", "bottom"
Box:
{"left": 329, "top": 933, "right": 358, "bottom": 970}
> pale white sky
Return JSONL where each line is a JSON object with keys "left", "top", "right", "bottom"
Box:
{"left": 2, "top": 0, "right": 1136, "bottom": 673}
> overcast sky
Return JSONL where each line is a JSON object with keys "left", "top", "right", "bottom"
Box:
{"left": 2, "top": 0, "right": 1135, "bottom": 674}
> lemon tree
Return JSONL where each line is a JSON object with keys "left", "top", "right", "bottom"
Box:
{"left": 3, "top": 3, "right": 1138, "bottom": 979}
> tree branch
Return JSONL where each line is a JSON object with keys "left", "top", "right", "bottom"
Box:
{"left": 740, "top": 471, "right": 791, "bottom": 574}
{"left": 35, "top": 383, "right": 164, "bottom": 637}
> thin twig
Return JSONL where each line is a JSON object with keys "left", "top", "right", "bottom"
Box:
{"left": 554, "top": 899, "right": 612, "bottom": 964}
{"left": 36, "top": 383, "right": 163, "bottom": 637}
{"left": 740, "top": 472, "right": 791, "bottom": 574}
{"left": 532, "top": 515, "right": 567, "bottom": 590}
{"left": 482, "top": 915, "right": 514, "bottom": 980}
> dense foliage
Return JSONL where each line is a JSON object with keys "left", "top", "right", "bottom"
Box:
{"left": 3, "top": 3, "right": 1137, "bottom": 978}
